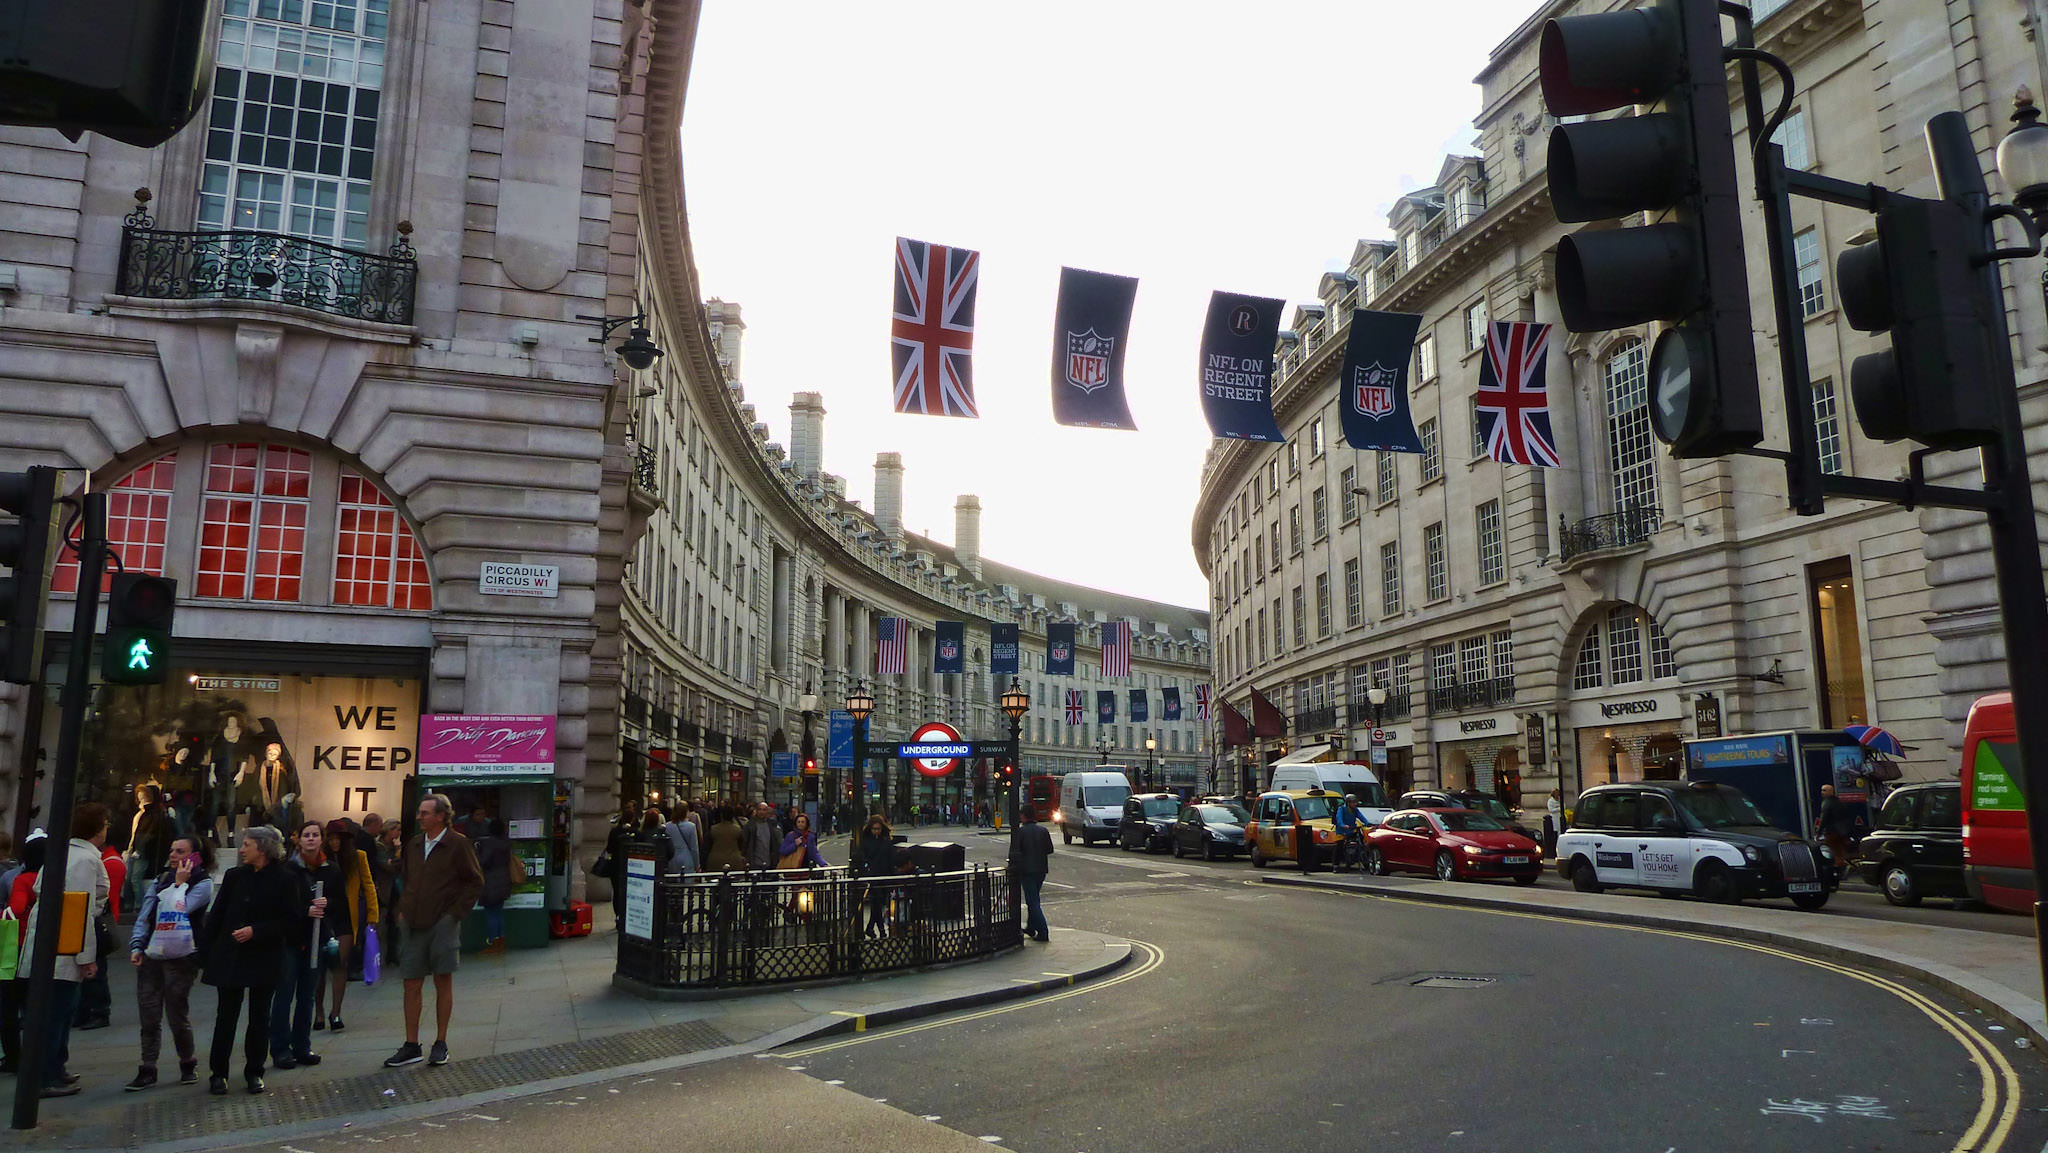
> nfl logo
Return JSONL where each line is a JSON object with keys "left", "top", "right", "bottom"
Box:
{"left": 1352, "top": 362, "right": 1397, "bottom": 420}
{"left": 1065, "top": 329, "right": 1114, "bottom": 394}
{"left": 940, "top": 639, "right": 958, "bottom": 661}
{"left": 1052, "top": 642, "right": 1071, "bottom": 662}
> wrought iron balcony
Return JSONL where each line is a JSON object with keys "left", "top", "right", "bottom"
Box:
{"left": 1348, "top": 687, "right": 1412, "bottom": 725}
{"left": 117, "top": 211, "right": 417, "bottom": 326}
{"left": 634, "top": 443, "right": 659, "bottom": 495}
{"left": 1558, "top": 504, "right": 1660, "bottom": 564}
{"left": 1425, "top": 677, "right": 1517, "bottom": 714}
{"left": 1294, "top": 705, "right": 1338, "bottom": 733}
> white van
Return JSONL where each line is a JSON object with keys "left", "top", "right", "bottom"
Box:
{"left": 1267, "top": 763, "right": 1394, "bottom": 825}
{"left": 1058, "top": 768, "right": 1134, "bottom": 845}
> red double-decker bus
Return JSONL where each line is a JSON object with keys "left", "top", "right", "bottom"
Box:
{"left": 1026, "top": 775, "right": 1060, "bottom": 822}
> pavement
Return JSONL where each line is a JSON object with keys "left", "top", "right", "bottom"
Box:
{"left": 1, "top": 825, "right": 1128, "bottom": 1152}
{"left": 1262, "top": 867, "right": 2048, "bottom": 1046}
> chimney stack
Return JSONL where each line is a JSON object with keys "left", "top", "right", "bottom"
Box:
{"left": 874, "top": 452, "right": 904, "bottom": 544}
{"left": 789, "top": 392, "right": 826, "bottom": 480}
{"left": 954, "top": 495, "right": 982, "bottom": 581}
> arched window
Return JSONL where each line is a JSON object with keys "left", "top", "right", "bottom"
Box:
{"left": 53, "top": 452, "right": 179, "bottom": 593}
{"left": 334, "top": 470, "right": 432, "bottom": 609}
{"left": 1602, "top": 340, "right": 1658, "bottom": 514}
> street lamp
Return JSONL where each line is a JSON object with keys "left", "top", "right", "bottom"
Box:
{"left": 1998, "top": 88, "right": 2048, "bottom": 226}
{"left": 846, "top": 680, "right": 875, "bottom": 817}
{"left": 1368, "top": 681, "right": 1388, "bottom": 728}
{"left": 1145, "top": 735, "right": 1157, "bottom": 790}
{"left": 999, "top": 676, "right": 1031, "bottom": 832}
{"left": 1095, "top": 737, "right": 1113, "bottom": 765}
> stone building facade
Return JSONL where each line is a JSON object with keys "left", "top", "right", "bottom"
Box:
{"left": 1191, "top": 0, "right": 2048, "bottom": 805}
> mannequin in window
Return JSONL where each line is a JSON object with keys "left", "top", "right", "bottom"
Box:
{"left": 207, "top": 712, "right": 252, "bottom": 843}
{"left": 245, "top": 719, "right": 301, "bottom": 833}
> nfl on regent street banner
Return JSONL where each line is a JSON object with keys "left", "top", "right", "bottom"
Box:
{"left": 1199, "top": 290, "right": 1287, "bottom": 442}
{"left": 990, "top": 623, "right": 1019, "bottom": 675}
{"left": 1045, "top": 622, "right": 1077, "bottom": 676}
{"left": 1162, "top": 686, "right": 1182, "bottom": 721}
{"left": 934, "top": 620, "right": 965, "bottom": 675}
{"left": 1097, "top": 690, "right": 1116, "bottom": 725}
{"left": 1130, "top": 689, "right": 1148, "bottom": 723}
{"left": 1051, "top": 266, "right": 1140, "bottom": 429}
{"left": 1338, "top": 309, "right": 1426, "bottom": 452}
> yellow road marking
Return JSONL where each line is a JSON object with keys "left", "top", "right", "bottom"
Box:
{"left": 827, "top": 1010, "right": 866, "bottom": 1032}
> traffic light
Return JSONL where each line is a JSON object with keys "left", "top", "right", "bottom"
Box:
{"left": 802, "top": 757, "right": 817, "bottom": 776}
{"left": 102, "top": 572, "right": 176, "bottom": 684}
{"left": 1834, "top": 197, "right": 2000, "bottom": 449}
{"left": 1540, "top": 0, "right": 1761, "bottom": 457}
{"left": 0, "top": 466, "right": 61, "bottom": 685}
{"left": 0, "top": 0, "right": 217, "bottom": 147}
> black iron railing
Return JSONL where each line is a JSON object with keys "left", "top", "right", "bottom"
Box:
{"left": 634, "top": 443, "right": 659, "bottom": 495}
{"left": 616, "top": 862, "right": 1019, "bottom": 991}
{"left": 117, "top": 217, "right": 417, "bottom": 326}
{"left": 1294, "top": 705, "right": 1338, "bottom": 733}
{"left": 1426, "top": 677, "right": 1517, "bottom": 713}
{"left": 1558, "top": 504, "right": 1660, "bottom": 563}
{"left": 1348, "top": 687, "right": 1412, "bottom": 725}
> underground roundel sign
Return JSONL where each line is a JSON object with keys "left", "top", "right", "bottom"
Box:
{"left": 908, "top": 721, "right": 965, "bottom": 778}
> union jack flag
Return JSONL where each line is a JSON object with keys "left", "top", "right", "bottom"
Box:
{"left": 891, "top": 237, "right": 980, "bottom": 418}
{"left": 1065, "top": 689, "right": 1085, "bottom": 725}
{"left": 1100, "top": 621, "right": 1130, "bottom": 678}
{"left": 1194, "top": 683, "right": 1211, "bottom": 721}
{"left": 876, "top": 616, "right": 909, "bottom": 676}
{"left": 1475, "top": 320, "right": 1559, "bottom": 468}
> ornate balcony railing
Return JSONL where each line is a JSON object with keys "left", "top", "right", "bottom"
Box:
{"left": 1426, "top": 677, "right": 1517, "bottom": 714}
{"left": 117, "top": 212, "right": 417, "bottom": 326}
{"left": 634, "top": 443, "right": 659, "bottom": 495}
{"left": 1294, "top": 705, "right": 1338, "bottom": 733}
{"left": 1558, "top": 504, "right": 1660, "bottom": 564}
{"left": 1348, "top": 687, "right": 1412, "bottom": 725}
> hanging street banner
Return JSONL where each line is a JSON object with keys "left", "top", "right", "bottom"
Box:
{"left": 1046, "top": 621, "right": 1077, "bottom": 676}
{"left": 1338, "top": 309, "right": 1426, "bottom": 452}
{"left": 934, "top": 619, "right": 965, "bottom": 675}
{"left": 1199, "top": 290, "right": 1287, "bottom": 442}
{"left": 1476, "top": 320, "right": 1561, "bottom": 467}
{"left": 1163, "top": 686, "right": 1182, "bottom": 721}
{"left": 891, "top": 237, "right": 981, "bottom": 418}
{"left": 1051, "top": 266, "right": 1140, "bottom": 430}
{"left": 990, "top": 622, "right": 1019, "bottom": 675}
{"left": 1130, "top": 689, "right": 1148, "bottom": 723}
{"left": 1097, "top": 690, "right": 1116, "bottom": 724}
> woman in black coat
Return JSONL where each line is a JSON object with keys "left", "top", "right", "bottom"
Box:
{"left": 602, "top": 803, "right": 639, "bottom": 926}
{"left": 197, "top": 825, "right": 300, "bottom": 1095}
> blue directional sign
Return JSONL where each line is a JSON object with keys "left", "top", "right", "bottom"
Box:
{"left": 828, "top": 710, "right": 854, "bottom": 769}
{"left": 770, "top": 751, "right": 798, "bottom": 779}
{"left": 898, "top": 742, "right": 973, "bottom": 758}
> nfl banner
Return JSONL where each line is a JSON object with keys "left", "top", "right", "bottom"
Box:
{"left": 1476, "top": 320, "right": 1560, "bottom": 467}
{"left": 1162, "top": 686, "right": 1182, "bottom": 721}
{"left": 1097, "top": 690, "right": 1116, "bottom": 725}
{"left": 1045, "top": 622, "right": 1077, "bottom": 676}
{"left": 1338, "top": 309, "right": 1426, "bottom": 452}
{"left": 990, "top": 623, "right": 1020, "bottom": 675}
{"left": 933, "top": 620, "right": 965, "bottom": 675}
{"left": 1051, "top": 267, "right": 1139, "bottom": 429}
{"left": 1198, "top": 290, "right": 1287, "bottom": 442}
{"left": 1129, "top": 689, "right": 1148, "bottom": 723}
{"left": 891, "top": 237, "right": 980, "bottom": 418}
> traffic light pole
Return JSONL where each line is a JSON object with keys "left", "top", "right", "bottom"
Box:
{"left": 13, "top": 491, "right": 104, "bottom": 1130}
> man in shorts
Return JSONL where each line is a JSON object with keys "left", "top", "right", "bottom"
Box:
{"left": 383, "top": 794, "right": 482, "bottom": 1069}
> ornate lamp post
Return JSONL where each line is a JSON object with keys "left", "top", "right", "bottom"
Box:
{"left": 1368, "top": 682, "right": 1388, "bottom": 728}
{"left": 1095, "top": 736, "right": 1113, "bottom": 765}
{"left": 1145, "top": 735, "right": 1157, "bottom": 790}
{"left": 845, "top": 680, "right": 876, "bottom": 818}
{"left": 999, "top": 677, "right": 1031, "bottom": 832}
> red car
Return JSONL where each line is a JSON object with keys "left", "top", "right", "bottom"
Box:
{"left": 1364, "top": 807, "right": 1543, "bottom": 885}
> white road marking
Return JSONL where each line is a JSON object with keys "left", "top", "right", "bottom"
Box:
{"left": 1782, "top": 1050, "right": 1816, "bottom": 1057}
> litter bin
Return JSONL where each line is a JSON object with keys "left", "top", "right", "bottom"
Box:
{"left": 910, "top": 842, "right": 966, "bottom": 919}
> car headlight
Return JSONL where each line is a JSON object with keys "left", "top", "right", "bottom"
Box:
{"left": 1818, "top": 844, "right": 1834, "bottom": 859}
{"left": 1742, "top": 845, "right": 1760, "bottom": 863}
{"left": 1462, "top": 844, "right": 1483, "bottom": 855}
{"left": 1052, "top": 812, "right": 1062, "bottom": 822}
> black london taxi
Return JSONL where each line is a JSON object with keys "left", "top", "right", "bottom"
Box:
{"left": 1856, "top": 781, "right": 1965, "bottom": 906}
{"left": 1554, "top": 781, "right": 1837, "bottom": 909}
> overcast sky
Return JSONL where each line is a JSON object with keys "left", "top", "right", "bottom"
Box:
{"left": 681, "top": 1, "right": 1540, "bottom": 610}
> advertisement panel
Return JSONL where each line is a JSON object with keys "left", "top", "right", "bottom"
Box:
{"left": 418, "top": 714, "right": 557, "bottom": 783}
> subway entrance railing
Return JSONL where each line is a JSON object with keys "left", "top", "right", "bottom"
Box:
{"left": 614, "top": 858, "right": 1022, "bottom": 992}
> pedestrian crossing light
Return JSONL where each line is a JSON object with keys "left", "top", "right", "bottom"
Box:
{"left": 102, "top": 572, "right": 176, "bottom": 684}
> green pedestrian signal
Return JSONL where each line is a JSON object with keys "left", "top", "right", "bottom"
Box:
{"left": 103, "top": 573, "right": 177, "bottom": 685}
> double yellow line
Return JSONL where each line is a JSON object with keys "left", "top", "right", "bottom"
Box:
{"left": 776, "top": 938, "right": 1167, "bottom": 1058}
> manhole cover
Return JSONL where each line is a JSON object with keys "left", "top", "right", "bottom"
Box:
{"left": 1411, "top": 974, "right": 1497, "bottom": 988}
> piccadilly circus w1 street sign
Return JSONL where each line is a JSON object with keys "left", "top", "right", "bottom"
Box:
{"left": 902, "top": 721, "right": 966, "bottom": 777}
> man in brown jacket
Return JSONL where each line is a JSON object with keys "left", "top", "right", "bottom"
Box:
{"left": 382, "top": 793, "right": 482, "bottom": 1069}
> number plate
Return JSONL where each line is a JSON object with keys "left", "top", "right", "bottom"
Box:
{"left": 1502, "top": 856, "right": 1530, "bottom": 865}
{"left": 1787, "top": 881, "right": 1822, "bottom": 894}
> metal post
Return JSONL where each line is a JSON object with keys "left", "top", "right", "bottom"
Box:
{"left": 13, "top": 492, "right": 104, "bottom": 1130}
{"left": 1925, "top": 112, "right": 2048, "bottom": 999}
{"left": 1004, "top": 716, "right": 1021, "bottom": 834}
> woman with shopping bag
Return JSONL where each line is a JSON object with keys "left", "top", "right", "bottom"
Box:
{"left": 124, "top": 836, "right": 213, "bottom": 1090}
{"left": 776, "top": 813, "right": 827, "bottom": 870}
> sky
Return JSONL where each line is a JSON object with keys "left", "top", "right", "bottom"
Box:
{"left": 680, "top": 1, "right": 1542, "bottom": 610}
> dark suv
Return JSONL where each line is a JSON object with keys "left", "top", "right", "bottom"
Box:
{"left": 1856, "top": 781, "right": 1964, "bottom": 906}
{"left": 1398, "top": 790, "right": 1534, "bottom": 838}
{"left": 1119, "top": 793, "right": 1183, "bottom": 853}
{"left": 1554, "top": 780, "right": 1836, "bottom": 909}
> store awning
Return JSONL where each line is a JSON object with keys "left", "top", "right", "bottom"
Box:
{"left": 1273, "top": 743, "right": 1334, "bottom": 766}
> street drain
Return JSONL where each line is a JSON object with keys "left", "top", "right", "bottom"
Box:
{"left": 1411, "top": 974, "right": 1497, "bottom": 988}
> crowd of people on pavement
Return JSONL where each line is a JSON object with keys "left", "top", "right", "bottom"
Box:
{"left": 1, "top": 792, "right": 487, "bottom": 1100}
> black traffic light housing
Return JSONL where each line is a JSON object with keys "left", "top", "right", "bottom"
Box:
{"left": 1541, "top": 0, "right": 1762, "bottom": 457}
{"left": 0, "top": 466, "right": 61, "bottom": 685}
{"left": 102, "top": 572, "right": 176, "bottom": 684}
{"left": 0, "top": 0, "right": 218, "bottom": 147}
{"left": 1835, "top": 196, "right": 2002, "bottom": 449}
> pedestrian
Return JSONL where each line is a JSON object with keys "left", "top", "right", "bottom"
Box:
{"left": 270, "top": 821, "right": 336, "bottom": 1070}
{"left": 0, "top": 830, "right": 45, "bottom": 1076}
{"left": 358, "top": 813, "right": 396, "bottom": 974}
{"left": 744, "top": 802, "right": 779, "bottom": 870}
{"left": 703, "top": 805, "right": 748, "bottom": 871}
{"left": 1544, "top": 788, "right": 1565, "bottom": 857}
{"left": 1007, "top": 805, "right": 1054, "bottom": 942}
{"left": 1816, "top": 783, "right": 1857, "bottom": 879}
{"left": 601, "top": 802, "right": 639, "bottom": 926}
{"left": 383, "top": 793, "right": 483, "bottom": 1069}
{"left": 664, "top": 805, "right": 700, "bottom": 876}
{"left": 197, "top": 824, "right": 297, "bottom": 1095}
{"left": 19, "top": 804, "right": 110, "bottom": 1096}
{"left": 125, "top": 834, "right": 213, "bottom": 1091}
{"left": 472, "top": 818, "right": 513, "bottom": 955}
{"left": 316, "top": 819, "right": 377, "bottom": 1030}
{"left": 376, "top": 821, "right": 404, "bottom": 967}
{"left": 778, "top": 813, "right": 827, "bottom": 869}
{"left": 74, "top": 815, "right": 125, "bottom": 1032}
{"left": 850, "top": 813, "right": 895, "bottom": 936}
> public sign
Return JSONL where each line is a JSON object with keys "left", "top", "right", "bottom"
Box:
{"left": 478, "top": 562, "right": 560, "bottom": 598}
{"left": 906, "top": 721, "right": 965, "bottom": 777}
{"left": 623, "top": 854, "right": 655, "bottom": 939}
{"left": 1370, "top": 727, "right": 1389, "bottom": 767}
{"left": 770, "top": 751, "right": 798, "bottom": 780}
{"left": 828, "top": 709, "right": 854, "bottom": 769}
